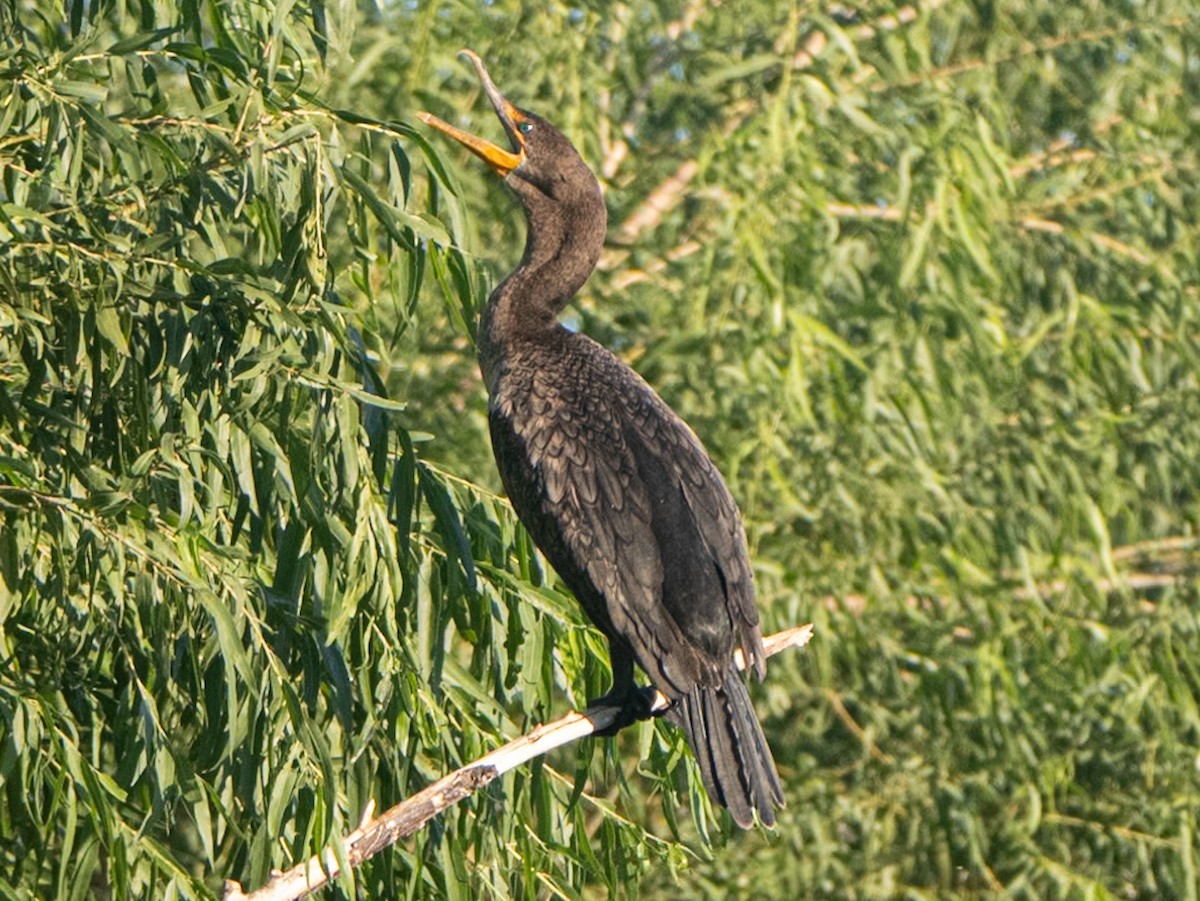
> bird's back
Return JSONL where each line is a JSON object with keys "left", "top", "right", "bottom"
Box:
{"left": 485, "top": 327, "right": 765, "bottom": 698}
{"left": 487, "top": 326, "right": 783, "bottom": 826}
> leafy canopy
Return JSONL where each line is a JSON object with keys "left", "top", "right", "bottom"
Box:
{"left": 1, "top": 1, "right": 1198, "bottom": 899}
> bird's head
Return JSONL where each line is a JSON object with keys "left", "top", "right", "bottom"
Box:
{"left": 418, "top": 50, "right": 602, "bottom": 219}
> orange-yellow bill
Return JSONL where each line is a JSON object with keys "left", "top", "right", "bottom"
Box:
{"left": 417, "top": 49, "right": 530, "bottom": 177}
{"left": 416, "top": 110, "right": 524, "bottom": 177}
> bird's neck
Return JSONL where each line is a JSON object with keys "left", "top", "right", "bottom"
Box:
{"left": 478, "top": 189, "right": 606, "bottom": 391}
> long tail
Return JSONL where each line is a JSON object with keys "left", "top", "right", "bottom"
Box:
{"left": 666, "top": 669, "right": 784, "bottom": 828}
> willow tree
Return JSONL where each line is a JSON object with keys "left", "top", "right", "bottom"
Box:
{"left": 0, "top": 2, "right": 658, "bottom": 897}
{"left": 2, "top": 1, "right": 1199, "bottom": 899}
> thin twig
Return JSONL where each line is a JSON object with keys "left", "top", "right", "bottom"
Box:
{"left": 1041, "top": 812, "right": 1181, "bottom": 849}
{"left": 222, "top": 624, "right": 815, "bottom": 901}
{"left": 824, "top": 689, "right": 893, "bottom": 764}
{"left": 821, "top": 540, "right": 1200, "bottom": 619}
{"left": 882, "top": 17, "right": 1188, "bottom": 91}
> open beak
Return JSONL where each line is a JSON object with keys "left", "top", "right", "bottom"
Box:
{"left": 417, "top": 50, "right": 528, "bottom": 177}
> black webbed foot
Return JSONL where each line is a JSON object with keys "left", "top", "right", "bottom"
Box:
{"left": 587, "top": 684, "right": 666, "bottom": 737}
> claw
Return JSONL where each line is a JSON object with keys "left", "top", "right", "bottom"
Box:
{"left": 588, "top": 685, "right": 665, "bottom": 737}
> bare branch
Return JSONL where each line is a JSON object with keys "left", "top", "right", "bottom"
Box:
{"left": 222, "top": 624, "right": 815, "bottom": 901}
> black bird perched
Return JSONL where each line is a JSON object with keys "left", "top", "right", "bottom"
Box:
{"left": 419, "top": 51, "right": 783, "bottom": 828}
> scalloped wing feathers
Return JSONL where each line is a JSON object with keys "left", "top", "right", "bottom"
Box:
{"left": 488, "top": 331, "right": 764, "bottom": 697}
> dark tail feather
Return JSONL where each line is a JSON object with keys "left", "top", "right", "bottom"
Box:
{"left": 666, "top": 670, "right": 783, "bottom": 828}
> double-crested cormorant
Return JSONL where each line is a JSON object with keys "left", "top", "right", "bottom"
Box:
{"left": 419, "top": 51, "right": 783, "bottom": 828}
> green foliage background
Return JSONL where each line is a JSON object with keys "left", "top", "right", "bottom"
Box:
{"left": 1, "top": 0, "right": 1198, "bottom": 898}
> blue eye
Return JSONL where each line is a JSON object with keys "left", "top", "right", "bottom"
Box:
{"left": 518, "top": 121, "right": 533, "bottom": 134}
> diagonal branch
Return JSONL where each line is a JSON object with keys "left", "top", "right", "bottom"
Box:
{"left": 603, "top": 1, "right": 950, "bottom": 256}
{"left": 222, "top": 624, "right": 815, "bottom": 901}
